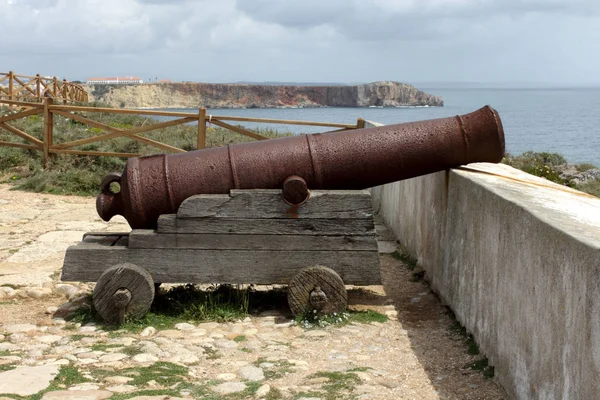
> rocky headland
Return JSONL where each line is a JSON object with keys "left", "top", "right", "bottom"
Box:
{"left": 86, "top": 81, "right": 444, "bottom": 109}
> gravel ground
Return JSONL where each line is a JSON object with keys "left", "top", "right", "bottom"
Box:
{"left": 0, "top": 184, "right": 507, "bottom": 399}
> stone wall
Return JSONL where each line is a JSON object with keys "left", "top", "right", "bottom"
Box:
{"left": 368, "top": 118, "right": 600, "bottom": 399}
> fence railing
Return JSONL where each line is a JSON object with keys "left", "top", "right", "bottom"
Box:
{"left": 0, "top": 71, "right": 88, "bottom": 103}
{"left": 0, "top": 98, "right": 365, "bottom": 168}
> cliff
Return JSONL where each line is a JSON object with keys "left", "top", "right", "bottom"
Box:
{"left": 86, "top": 81, "right": 443, "bottom": 109}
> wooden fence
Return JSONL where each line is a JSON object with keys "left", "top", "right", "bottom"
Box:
{"left": 0, "top": 98, "right": 365, "bottom": 168}
{"left": 0, "top": 71, "right": 88, "bottom": 103}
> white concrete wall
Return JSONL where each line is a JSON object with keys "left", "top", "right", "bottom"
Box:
{"left": 368, "top": 120, "right": 600, "bottom": 399}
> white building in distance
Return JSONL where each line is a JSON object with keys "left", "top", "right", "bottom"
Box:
{"left": 86, "top": 76, "right": 143, "bottom": 85}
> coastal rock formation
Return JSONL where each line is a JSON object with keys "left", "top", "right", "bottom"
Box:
{"left": 86, "top": 81, "right": 443, "bottom": 109}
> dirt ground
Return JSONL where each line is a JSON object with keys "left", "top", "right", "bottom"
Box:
{"left": 0, "top": 184, "right": 508, "bottom": 399}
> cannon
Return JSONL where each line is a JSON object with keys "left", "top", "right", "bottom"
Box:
{"left": 97, "top": 105, "right": 504, "bottom": 230}
{"left": 62, "top": 106, "right": 505, "bottom": 324}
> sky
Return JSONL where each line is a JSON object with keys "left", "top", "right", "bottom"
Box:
{"left": 1, "top": 0, "right": 600, "bottom": 86}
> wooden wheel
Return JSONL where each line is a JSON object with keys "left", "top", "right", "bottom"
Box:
{"left": 288, "top": 265, "right": 347, "bottom": 316}
{"left": 93, "top": 263, "right": 155, "bottom": 325}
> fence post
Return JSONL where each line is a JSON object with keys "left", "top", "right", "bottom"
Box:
{"left": 356, "top": 118, "right": 365, "bottom": 129}
{"left": 43, "top": 97, "right": 54, "bottom": 169}
{"left": 8, "top": 71, "right": 13, "bottom": 100}
{"left": 36, "top": 74, "right": 41, "bottom": 101}
{"left": 63, "top": 79, "right": 68, "bottom": 104}
{"left": 53, "top": 77, "right": 58, "bottom": 99}
{"left": 197, "top": 107, "right": 207, "bottom": 149}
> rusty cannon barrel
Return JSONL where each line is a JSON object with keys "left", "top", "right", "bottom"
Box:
{"left": 98, "top": 105, "right": 505, "bottom": 229}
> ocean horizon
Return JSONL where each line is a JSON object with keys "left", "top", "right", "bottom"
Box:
{"left": 156, "top": 87, "right": 600, "bottom": 166}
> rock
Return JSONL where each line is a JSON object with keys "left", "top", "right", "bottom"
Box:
{"left": 5, "top": 324, "right": 37, "bottom": 333}
{"left": 127, "top": 397, "right": 187, "bottom": 400}
{"left": 256, "top": 384, "right": 271, "bottom": 397}
{"left": 288, "top": 359, "right": 309, "bottom": 366}
{"left": 37, "top": 335, "right": 63, "bottom": 344}
{"left": 174, "top": 323, "right": 196, "bottom": 331}
{"left": 132, "top": 354, "right": 158, "bottom": 364}
{"left": 55, "top": 284, "right": 78, "bottom": 298}
{"left": 243, "top": 328, "right": 258, "bottom": 337}
{"left": 68, "top": 383, "right": 100, "bottom": 391}
{"left": 217, "top": 373, "right": 237, "bottom": 381}
{"left": 9, "top": 333, "right": 27, "bottom": 344}
{"left": 98, "top": 353, "right": 127, "bottom": 362}
{"left": 215, "top": 339, "right": 237, "bottom": 349}
{"left": 140, "top": 327, "right": 156, "bottom": 337}
{"left": 197, "top": 322, "right": 219, "bottom": 330}
{"left": 46, "top": 306, "right": 58, "bottom": 314}
{"left": 211, "top": 382, "right": 246, "bottom": 395}
{"left": 106, "top": 384, "right": 137, "bottom": 393}
{"left": 28, "top": 349, "right": 44, "bottom": 358}
{"left": 104, "top": 376, "right": 134, "bottom": 384}
{"left": 303, "top": 330, "right": 330, "bottom": 338}
{"left": 27, "top": 288, "right": 52, "bottom": 299}
{"left": 0, "top": 343, "right": 20, "bottom": 351}
{"left": 78, "top": 326, "right": 96, "bottom": 333}
{"left": 238, "top": 365, "right": 264, "bottom": 381}
{"left": 42, "top": 390, "right": 112, "bottom": 399}
{"left": 0, "top": 287, "right": 16, "bottom": 298}
{"left": 0, "top": 364, "right": 60, "bottom": 396}
{"left": 156, "top": 330, "right": 183, "bottom": 338}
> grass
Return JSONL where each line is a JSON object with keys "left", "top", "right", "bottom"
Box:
{"left": 91, "top": 361, "right": 188, "bottom": 387}
{"left": 0, "top": 103, "right": 291, "bottom": 197}
{"left": 297, "top": 370, "right": 363, "bottom": 400}
{"left": 445, "top": 307, "right": 495, "bottom": 379}
{"left": 502, "top": 151, "right": 599, "bottom": 197}
{"left": 89, "top": 343, "right": 124, "bottom": 352}
{"left": 296, "top": 309, "right": 388, "bottom": 329}
{"left": 466, "top": 358, "right": 495, "bottom": 379}
{"left": 254, "top": 358, "right": 294, "bottom": 380}
{"left": 67, "top": 284, "right": 289, "bottom": 332}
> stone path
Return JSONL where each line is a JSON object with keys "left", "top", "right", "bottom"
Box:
{"left": 0, "top": 185, "right": 508, "bottom": 399}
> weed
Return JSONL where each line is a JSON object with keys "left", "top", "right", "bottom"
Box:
{"left": 296, "top": 309, "right": 388, "bottom": 329}
{"left": 577, "top": 179, "right": 600, "bottom": 198}
{"left": 122, "top": 345, "right": 144, "bottom": 356}
{"left": 7, "top": 249, "right": 18, "bottom": 254}
{"left": 0, "top": 284, "right": 21, "bottom": 290}
{"left": 233, "top": 335, "right": 247, "bottom": 343}
{"left": 391, "top": 247, "right": 418, "bottom": 270}
{"left": 69, "top": 334, "right": 86, "bottom": 341}
{"left": 466, "top": 358, "right": 495, "bottom": 379}
{"left": 66, "top": 284, "right": 288, "bottom": 333}
{"left": 204, "top": 347, "right": 221, "bottom": 360}
{"left": 306, "top": 370, "right": 362, "bottom": 399}
{"left": 0, "top": 362, "right": 18, "bottom": 372}
{"left": 92, "top": 362, "right": 188, "bottom": 387}
{"left": 90, "top": 343, "right": 123, "bottom": 352}
{"left": 254, "top": 358, "right": 294, "bottom": 380}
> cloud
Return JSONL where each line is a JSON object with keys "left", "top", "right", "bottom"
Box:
{"left": 1, "top": 0, "right": 599, "bottom": 84}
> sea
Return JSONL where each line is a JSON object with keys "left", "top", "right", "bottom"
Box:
{"left": 159, "top": 87, "right": 600, "bottom": 166}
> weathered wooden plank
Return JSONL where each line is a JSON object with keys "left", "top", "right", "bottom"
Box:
{"left": 157, "top": 215, "right": 375, "bottom": 235}
{"left": 61, "top": 246, "right": 381, "bottom": 285}
{"left": 128, "top": 230, "right": 377, "bottom": 251}
{"left": 177, "top": 190, "right": 373, "bottom": 219}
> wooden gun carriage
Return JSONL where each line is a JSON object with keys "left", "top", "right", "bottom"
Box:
{"left": 61, "top": 106, "right": 505, "bottom": 324}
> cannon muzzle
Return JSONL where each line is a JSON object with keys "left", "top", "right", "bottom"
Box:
{"left": 98, "top": 105, "right": 505, "bottom": 229}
